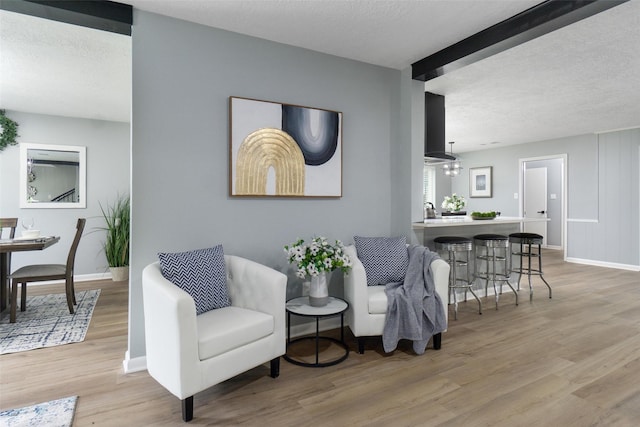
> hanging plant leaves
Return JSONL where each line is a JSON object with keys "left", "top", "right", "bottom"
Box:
{"left": 0, "top": 110, "right": 20, "bottom": 152}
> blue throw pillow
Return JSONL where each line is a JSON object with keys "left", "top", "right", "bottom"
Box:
{"left": 158, "top": 245, "right": 231, "bottom": 315}
{"left": 353, "top": 236, "right": 409, "bottom": 286}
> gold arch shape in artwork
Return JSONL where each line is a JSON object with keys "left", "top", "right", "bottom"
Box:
{"left": 235, "top": 128, "right": 305, "bottom": 196}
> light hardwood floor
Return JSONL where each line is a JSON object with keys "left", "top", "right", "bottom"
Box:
{"left": 1, "top": 250, "right": 639, "bottom": 426}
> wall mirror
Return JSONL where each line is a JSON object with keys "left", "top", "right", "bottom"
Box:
{"left": 19, "top": 143, "right": 86, "bottom": 209}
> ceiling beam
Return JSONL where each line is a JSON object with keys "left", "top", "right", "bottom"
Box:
{"left": 0, "top": 0, "right": 132, "bottom": 36}
{"left": 412, "top": 0, "right": 629, "bottom": 82}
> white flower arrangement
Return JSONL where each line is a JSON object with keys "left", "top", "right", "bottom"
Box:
{"left": 442, "top": 193, "right": 466, "bottom": 212}
{"left": 284, "top": 236, "right": 352, "bottom": 279}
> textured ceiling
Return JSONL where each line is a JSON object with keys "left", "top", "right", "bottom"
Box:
{"left": 0, "top": 10, "right": 131, "bottom": 123}
{"left": 1, "top": 0, "right": 638, "bottom": 152}
{"left": 122, "top": 0, "right": 541, "bottom": 70}
{"left": 425, "top": 0, "right": 640, "bottom": 151}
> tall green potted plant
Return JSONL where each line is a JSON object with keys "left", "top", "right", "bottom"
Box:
{"left": 100, "top": 195, "right": 130, "bottom": 281}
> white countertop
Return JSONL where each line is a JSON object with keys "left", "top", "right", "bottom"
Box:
{"left": 413, "top": 216, "right": 548, "bottom": 228}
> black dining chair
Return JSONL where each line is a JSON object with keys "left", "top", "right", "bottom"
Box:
{"left": 9, "top": 218, "right": 86, "bottom": 323}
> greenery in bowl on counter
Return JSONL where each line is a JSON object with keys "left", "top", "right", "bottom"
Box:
{"left": 471, "top": 211, "right": 498, "bottom": 219}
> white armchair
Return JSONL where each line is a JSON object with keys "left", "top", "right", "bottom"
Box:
{"left": 142, "top": 255, "right": 287, "bottom": 422}
{"left": 343, "top": 245, "right": 450, "bottom": 354}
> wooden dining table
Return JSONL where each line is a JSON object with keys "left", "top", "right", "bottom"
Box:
{"left": 0, "top": 236, "right": 60, "bottom": 312}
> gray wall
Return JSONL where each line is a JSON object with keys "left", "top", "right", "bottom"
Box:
{"left": 0, "top": 111, "right": 130, "bottom": 275}
{"left": 448, "top": 134, "right": 599, "bottom": 218}
{"left": 395, "top": 67, "right": 428, "bottom": 243}
{"left": 449, "top": 129, "right": 639, "bottom": 266}
{"left": 130, "top": 11, "right": 418, "bottom": 359}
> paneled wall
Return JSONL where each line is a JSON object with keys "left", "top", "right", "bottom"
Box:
{"left": 568, "top": 129, "right": 640, "bottom": 267}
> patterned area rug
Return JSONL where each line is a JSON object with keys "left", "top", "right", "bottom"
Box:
{"left": 0, "top": 396, "right": 78, "bottom": 427}
{"left": 0, "top": 289, "right": 100, "bottom": 355}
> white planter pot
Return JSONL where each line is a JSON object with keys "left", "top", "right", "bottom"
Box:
{"left": 110, "top": 266, "right": 129, "bottom": 282}
{"left": 309, "top": 272, "right": 329, "bottom": 307}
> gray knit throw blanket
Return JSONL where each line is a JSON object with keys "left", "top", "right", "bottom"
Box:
{"left": 382, "top": 244, "right": 447, "bottom": 354}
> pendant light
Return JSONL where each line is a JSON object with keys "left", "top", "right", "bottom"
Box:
{"left": 443, "top": 141, "right": 462, "bottom": 176}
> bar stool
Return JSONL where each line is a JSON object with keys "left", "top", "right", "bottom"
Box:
{"left": 473, "top": 234, "right": 518, "bottom": 309}
{"left": 434, "top": 236, "right": 482, "bottom": 320}
{"left": 509, "top": 232, "right": 552, "bottom": 302}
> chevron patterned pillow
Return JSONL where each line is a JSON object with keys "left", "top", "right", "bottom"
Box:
{"left": 158, "top": 245, "right": 231, "bottom": 315}
{"left": 353, "top": 236, "right": 409, "bottom": 286}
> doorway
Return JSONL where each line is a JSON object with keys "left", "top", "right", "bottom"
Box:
{"left": 524, "top": 166, "right": 548, "bottom": 241}
{"left": 519, "top": 155, "right": 567, "bottom": 252}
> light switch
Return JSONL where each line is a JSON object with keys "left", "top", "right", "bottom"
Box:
{"left": 514, "top": 193, "right": 519, "bottom": 199}
{"left": 550, "top": 193, "right": 557, "bottom": 199}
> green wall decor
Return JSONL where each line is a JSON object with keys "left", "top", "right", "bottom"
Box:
{"left": 0, "top": 110, "right": 19, "bottom": 152}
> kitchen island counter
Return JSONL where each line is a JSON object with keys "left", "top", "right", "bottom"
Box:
{"left": 413, "top": 217, "right": 548, "bottom": 249}
{"left": 414, "top": 216, "right": 546, "bottom": 228}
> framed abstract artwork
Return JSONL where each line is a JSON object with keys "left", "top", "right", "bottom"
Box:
{"left": 469, "top": 166, "right": 493, "bottom": 198}
{"left": 229, "top": 96, "right": 343, "bottom": 197}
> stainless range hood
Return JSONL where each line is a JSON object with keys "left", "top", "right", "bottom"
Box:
{"left": 424, "top": 92, "right": 457, "bottom": 165}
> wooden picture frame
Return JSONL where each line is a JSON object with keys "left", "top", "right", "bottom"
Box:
{"left": 229, "top": 96, "right": 343, "bottom": 198}
{"left": 469, "top": 166, "right": 492, "bottom": 198}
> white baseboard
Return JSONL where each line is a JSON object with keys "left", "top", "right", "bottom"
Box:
{"left": 565, "top": 257, "right": 640, "bottom": 272}
{"left": 123, "top": 350, "right": 147, "bottom": 373}
{"left": 77, "top": 272, "right": 113, "bottom": 282}
{"left": 25, "top": 272, "right": 114, "bottom": 286}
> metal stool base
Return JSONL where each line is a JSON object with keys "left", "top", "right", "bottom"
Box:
{"left": 509, "top": 234, "right": 552, "bottom": 302}
{"left": 474, "top": 235, "right": 518, "bottom": 309}
{"left": 435, "top": 238, "right": 481, "bottom": 320}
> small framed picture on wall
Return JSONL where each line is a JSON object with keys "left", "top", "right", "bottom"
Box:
{"left": 469, "top": 166, "right": 492, "bottom": 198}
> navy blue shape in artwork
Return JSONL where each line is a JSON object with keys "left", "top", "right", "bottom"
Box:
{"left": 282, "top": 105, "right": 339, "bottom": 166}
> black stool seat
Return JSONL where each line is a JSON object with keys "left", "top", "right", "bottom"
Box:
{"left": 474, "top": 234, "right": 508, "bottom": 241}
{"left": 434, "top": 236, "right": 472, "bottom": 244}
{"left": 509, "top": 232, "right": 543, "bottom": 244}
{"left": 434, "top": 236, "right": 473, "bottom": 252}
{"left": 474, "top": 234, "right": 509, "bottom": 250}
{"left": 510, "top": 232, "right": 543, "bottom": 256}
{"left": 509, "top": 232, "right": 542, "bottom": 239}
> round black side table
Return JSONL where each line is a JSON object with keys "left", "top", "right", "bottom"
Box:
{"left": 284, "top": 296, "right": 349, "bottom": 367}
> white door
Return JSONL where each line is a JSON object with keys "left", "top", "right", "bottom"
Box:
{"left": 524, "top": 167, "right": 547, "bottom": 244}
